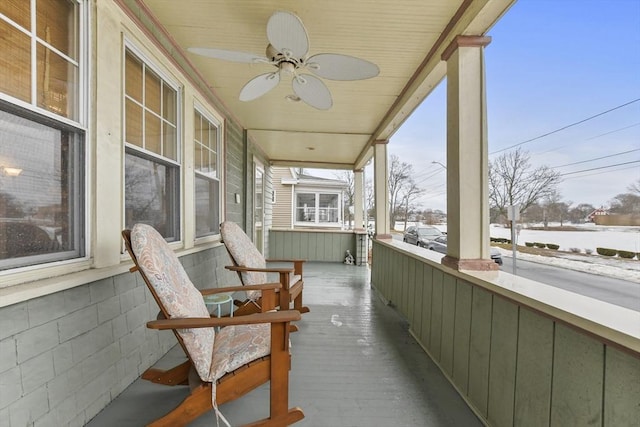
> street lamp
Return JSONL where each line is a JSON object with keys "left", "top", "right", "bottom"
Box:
{"left": 431, "top": 161, "right": 446, "bottom": 170}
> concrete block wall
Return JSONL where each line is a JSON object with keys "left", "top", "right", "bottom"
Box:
{"left": 0, "top": 245, "right": 235, "bottom": 426}
{"left": 371, "top": 241, "right": 640, "bottom": 427}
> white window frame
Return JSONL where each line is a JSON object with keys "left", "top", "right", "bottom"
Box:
{"left": 193, "top": 101, "right": 223, "bottom": 240}
{"left": 294, "top": 189, "right": 343, "bottom": 227}
{"left": 0, "top": 0, "right": 90, "bottom": 283}
{"left": 122, "top": 40, "right": 182, "bottom": 242}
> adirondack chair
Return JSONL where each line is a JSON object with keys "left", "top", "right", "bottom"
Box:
{"left": 123, "top": 224, "right": 304, "bottom": 426}
{"left": 220, "top": 221, "right": 310, "bottom": 316}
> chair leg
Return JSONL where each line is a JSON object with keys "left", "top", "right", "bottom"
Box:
{"left": 148, "top": 384, "right": 212, "bottom": 427}
{"left": 141, "top": 360, "right": 190, "bottom": 386}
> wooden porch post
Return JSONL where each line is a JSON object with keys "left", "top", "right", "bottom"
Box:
{"left": 373, "top": 141, "right": 391, "bottom": 239}
{"left": 441, "top": 36, "right": 497, "bottom": 271}
{"left": 354, "top": 169, "right": 365, "bottom": 230}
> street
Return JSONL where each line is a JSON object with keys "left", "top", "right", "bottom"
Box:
{"left": 500, "top": 257, "right": 640, "bottom": 312}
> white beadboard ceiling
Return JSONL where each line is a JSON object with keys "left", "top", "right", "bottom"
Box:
{"left": 136, "top": 0, "right": 515, "bottom": 169}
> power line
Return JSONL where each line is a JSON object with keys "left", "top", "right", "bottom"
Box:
{"left": 563, "top": 164, "right": 640, "bottom": 181}
{"left": 552, "top": 148, "right": 640, "bottom": 168}
{"left": 563, "top": 165, "right": 640, "bottom": 181}
{"left": 559, "top": 160, "right": 640, "bottom": 177}
{"left": 490, "top": 98, "right": 640, "bottom": 155}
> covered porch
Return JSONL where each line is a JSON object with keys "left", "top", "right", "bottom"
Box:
{"left": 87, "top": 261, "right": 482, "bottom": 426}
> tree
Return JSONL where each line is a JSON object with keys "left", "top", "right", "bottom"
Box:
{"left": 489, "top": 148, "right": 562, "bottom": 221}
{"left": 542, "top": 190, "right": 571, "bottom": 227}
{"left": 334, "top": 171, "right": 355, "bottom": 227}
{"left": 567, "top": 203, "right": 595, "bottom": 224}
{"left": 400, "top": 180, "right": 425, "bottom": 230}
{"left": 388, "top": 155, "right": 413, "bottom": 228}
{"left": 608, "top": 193, "right": 640, "bottom": 215}
{"left": 628, "top": 178, "right": 640, "bottom": 195}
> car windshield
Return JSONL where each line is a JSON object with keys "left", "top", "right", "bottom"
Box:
{"left": 417, "top": 228, "right": 442, "bottom": 237}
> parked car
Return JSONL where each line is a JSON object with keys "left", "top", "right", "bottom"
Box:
{"left": 426, "top": 235, "right": 503, "bottom": 265}
{"left": 402, "top": 225, "right": 443, "bottom": 247}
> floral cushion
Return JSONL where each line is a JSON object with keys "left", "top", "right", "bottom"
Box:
{"left": 131, "top": 224, "right": 214, "bottom": 381}
{"left": 210, "top": 323, "right": 270, "bottom": 380}
{"left": 220, "top": 221, "right": 267, "bottom": 300}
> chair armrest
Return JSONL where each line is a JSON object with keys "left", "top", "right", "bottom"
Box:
{"left": 265, "top": 259, "right": 305, "bottom": 276}
{"left": 147, "top": 310, "right": 301, "bottom": 330}
{"left": 200, "top": 283, "right": 281, "bottom": 295}
{"left": 225, "top": 265, "right": 295, "bottom": 274}
{"left": 265, "top": 259, "right": 306, "bottom": 263}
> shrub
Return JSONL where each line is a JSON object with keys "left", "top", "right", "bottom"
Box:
{"left": 525, "top": 242, "right": 534, "bottom": 247}
{"left": 534, "top": 242, "right": 546, "bottom": 248}
{"left": 569, "top": 247, "right": 581, "bottom": 253}
{"left": 596, "top": 247, "right": 617, "bottom": 257}
{"left": 585, "top": 248, "right": 593, "bottom": 255}
{"left": 618, "top": 250, "right": 636, "bottom": 259}
{"left": 547, "top": 243, "right": 560, "bottom": 250}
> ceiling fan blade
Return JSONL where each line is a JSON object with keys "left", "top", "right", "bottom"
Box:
{"left": 188, "top": 47, "right": 267, "bottom": 64}
{"left": 306, "top": 53, "right": 380, "bottom": 81}
{"left": 292, "top": 74, "right": 332, "bottom": 110}
{"left": 266, "top": 11, "right": 309, "bottom": 59}
{"left": 239, "top": 72, "right": 280, "bottom": 101}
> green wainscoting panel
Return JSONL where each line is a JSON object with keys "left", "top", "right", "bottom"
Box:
{"left": 269, "top": 230, "right": 356, "bottom": 262}
{"left": 468, "top": 287, "right": 493, "bottom": 418}
{"left": 430, "top": 269, "right": 444, "bottom": 362}
{"left": 419, "top": 264, "right": 434, "bottom": 349}
{"left": 487, "top": 297, "right": 519, "bottom": 427}
{"left": 604, "top": 347, "right": 640, "bottom": 426}
{"left": 453, "top": 280, "right": 472, "bottom": 394}
{"left": 410, "top": 259, "right": 424, "bottom": 335}
{"left": 551, "top": 324, "right": 604, "bottom": 427}
{"left": 514, "top": 308, "right": 553, "bottom": 427}
{"left": 405, "top": 258, "right": 417, "bottom": 322}
{"left": 400, "top": 256, "right": 410, "bottom": 315}
{"left": 440, "top": 274, "right": 457, "bottom": 376}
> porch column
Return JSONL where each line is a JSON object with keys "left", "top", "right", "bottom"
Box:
{"left": 373, "top": 141, "right": 391, "bottom": 239}
{"left": 441, "top": 35, "right": 497, "bottom": 271}
{"left": 354, "top": 169, "right": 365, "bottom": 230}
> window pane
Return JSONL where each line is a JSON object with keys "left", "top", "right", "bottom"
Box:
{"left": 125, "top": 151, "right": 179, "bottom": 241}
{"left": 208, "top": 151, "right": 217, "bottom": 176}
{"left": 319, "top": 194, "right": 339, "bottom": 223}
{"left": 163, "top": 122, "right": 176, "bottom": 161}
{"left": 0, "top": 0, "right": 31, "bottom": 30}
{"left": 194, "top": 141, "right": 203, "bottom": 171}
{"left": 36, "top": 0, "right": 78, "bottom": 60}
{"left": 296, "top": 193, "right": 316, "bottom": 222}
{"left": 37, "top": 44, "right": 77, "bottom": 119}
{"left": 145, "top": 110, "right": 161, "bottom": 154}
{"left": 162, "top": 82, "right": 176, "bottom": 123}
{"left": 125, "top": 98, "right": 142, "bottom": 147}
{"left": 195, "top": 176, "right": 219, "bottom": 237}
{"left": 194, "top": 111, "right": 202, "bottom": 144}
{"left": 125, "top": 51, "right": 142, "bottom": 102}
{"left": 145, "top": 68, "right": 161, "bottom": 115}
{"left": 0, "top": 20, "right": 31, "bottom": 103}
{"left": 0, "top": 108, "right": 84, "bottom": 271}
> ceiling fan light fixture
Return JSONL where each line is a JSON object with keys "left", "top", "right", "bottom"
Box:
{"left": 285, "top": 94, "right": 301, "bottom": 102}
{"left": 279, "top": 61, "right": 296, "bottom": 76}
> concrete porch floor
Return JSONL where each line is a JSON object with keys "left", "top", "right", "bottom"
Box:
{"left": 87, "top": 262, "right": 481, "bottom": 426}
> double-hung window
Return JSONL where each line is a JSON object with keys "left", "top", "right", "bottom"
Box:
{"left": 0, "top": 0, "right": 86, "bottom": 272}
{"left": 193, "top": 108, "right": 221, "bottom": 237}
{"left": 295, "top": 192, "right": 341, "bottom": 226}
{"left": 123, "top": 47, "right": 180, "bottom": 241}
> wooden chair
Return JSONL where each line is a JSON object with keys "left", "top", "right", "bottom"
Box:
{"left": 220, "top": 221, "right": 310, "bottom": 317}
{"left": 123, "top": 224, "right": 304, "bottom": 426}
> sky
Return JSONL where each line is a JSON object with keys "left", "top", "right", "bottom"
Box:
{"left": 380, "top": 0, "right": 640, "bottom": 213}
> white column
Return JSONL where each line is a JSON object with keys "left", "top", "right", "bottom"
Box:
{"left": 354, "top": 169, "right": 365, "bottom": 230}
{"left": 441, "top": 35, "right": 496, "bottom": 271}
{"left": 373, "top": 141, "right": 391, "bottom": 239}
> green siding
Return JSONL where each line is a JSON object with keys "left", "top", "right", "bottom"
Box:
{"left": 268, "top": 230, "right": 357, "bottom": 262}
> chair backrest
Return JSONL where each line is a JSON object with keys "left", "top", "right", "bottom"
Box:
{"left": 220, "top": 221, "right": 267, "bottom": 292}
{"left": 126, "top": 223, "right": 214, "bottom": 381}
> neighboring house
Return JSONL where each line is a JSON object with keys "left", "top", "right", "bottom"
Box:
{"left": 587, "top": 207, "right": 609, "bottom": 222}
{"left": 272, "top": 168, "right": 347, "bottom": 229}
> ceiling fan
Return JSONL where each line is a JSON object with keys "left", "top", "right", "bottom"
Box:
{"left": 188, "top": 10, "right": 380, "bottom": 110}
